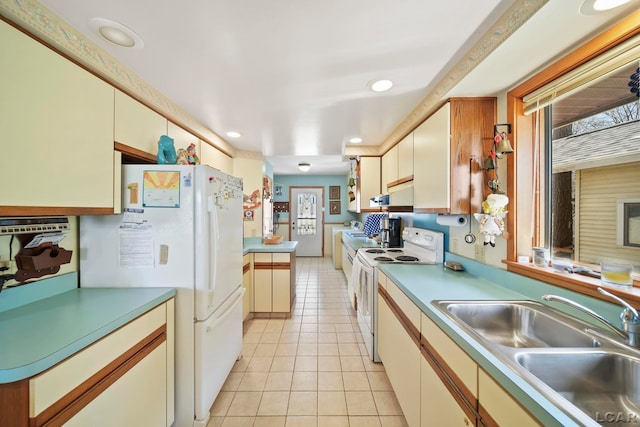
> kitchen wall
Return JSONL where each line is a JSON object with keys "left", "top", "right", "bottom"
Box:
{"left": 0, "top": 217, "right": 79, "bottom": 287}
{"left": 273, "top": 175, "right": 357, "bottom": 226}
{"left": 234, "top": 154, "right": 267, "bottom": 238}
{"left": 273, "top": 175, "right": 357, "bottom": 255}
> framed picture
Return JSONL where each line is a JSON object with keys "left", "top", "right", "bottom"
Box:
{"left": 329, "top": 186, "right": 340, "bottom": 200}
{"left": 330, "top": 200, "right": 341, "bottom": 215}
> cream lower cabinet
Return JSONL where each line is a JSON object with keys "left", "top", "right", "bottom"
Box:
{"left": 377, "top": 273, "right": 421, "bottom": 427}
{"left": 377, "top": 273, "right": 540, "bottom": 427}
{"left": 420, "top": 312, "right": 478, "bottom": 427}
{"left": 0, "top": 299, "right": 175, "bottom": 427}
{"left": 253, "top": 252, "right": 295, "bottom": 314}
{"left": 242, "top": 253, "right": 254, "bottom": 320}
{"left": 478, "top": 369, "right": 540, "bottom": 427}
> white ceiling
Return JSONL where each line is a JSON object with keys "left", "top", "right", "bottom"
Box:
{"left": 37, "top": 0, "right": 640, "bottom": 175}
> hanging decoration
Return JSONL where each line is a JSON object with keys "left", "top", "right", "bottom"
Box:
{"left": 484, "top": 124, "right": 514, "bottom": 194}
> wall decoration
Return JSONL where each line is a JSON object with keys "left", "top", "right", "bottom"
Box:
{"left": 243, "top": 189, "right": 261, "bottom": 221}
{"left": 274, "top": 184, "right": 283, "bottom": 196}
{"left": 274, "top": 202, "right": 289, "bottom": 213}
{"left": 329, "top": 186, "right": 340, "bottom": 200}
{"left": 263, "top": 176, "right": 273, "bottom": 200}
{"left": 330, "top": 200, "right": 341, "bottom": 215}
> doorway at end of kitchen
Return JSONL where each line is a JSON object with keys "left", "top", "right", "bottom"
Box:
{"left": 290, "top": 187, "right": 324, "bottom": 256}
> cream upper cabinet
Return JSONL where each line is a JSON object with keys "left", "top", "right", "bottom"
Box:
{"left": 167, "top": 121, "right": 200, "bottom": 152}
{"left": 382, "top": 145, "right": 399, "bottom": 193}
{"left": 350, "top": 156, "right": 381, "bottom": 213}
{"left": 413, "top": 103, "right": 451, "bottom": 212}
{"left": 114, "top": 90, "right": 168, "bottom": 155}
{"left": 413, "top": 98, "right": 496, "bottom": 214}
{"left": 398, "top": 133, "right": 414, "bottom": 180}
{"left": 200, "top": 142, "right": 234, "bottom": 175}
{"left": 382, "top": 133, "right": 413, "bottom": 193}
{"left": 0, "top": 20, "right": 115, "bottom": 213}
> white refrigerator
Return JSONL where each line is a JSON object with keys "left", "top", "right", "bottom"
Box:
{"left": 80, "top": 164, "right": 244, "bottom": 427}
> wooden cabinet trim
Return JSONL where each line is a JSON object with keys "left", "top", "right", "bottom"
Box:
{"left": 31, "top": 325, "right": 166, "bottom": 427}
{"left": 377, "top": 286, "right": 420, "bottom": 348}
{"left": 0, "top": 207, "right": 114, "bottom": 216}
{"left": 420, "top": 345, "right": 478, "bottom": 424}
{"left": 114, "top": 141, "right": 157, "bottom": 163}
{"left": 420, "top": 335, "right": 480, "bottom": 420}
{"left": 478, "top": 403, "right": 500, "bottom": 427}
{"left": 254, "top": 262, "right": 272, "bottom": 269}
{"left": 243, "top": 262, "right": 251, "bottom": 274}
{"left": 420, "top": 333, "right": 477, "bottom": 412}
{"left": 272, "top": 262, "right": 291, "bottom": 270}
{"left": 387, "top": 175, "right": 414, "bottom": 189}
{"left": 0, "top": 380, "right": 29, "bottom": 427}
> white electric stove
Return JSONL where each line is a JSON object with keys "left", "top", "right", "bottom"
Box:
{"left": 353, "top": 227, "right": 444, "bottom": 362}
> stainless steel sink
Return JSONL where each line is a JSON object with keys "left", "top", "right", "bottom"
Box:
{"left": 516, "top": 350, "right": 640, "bottom": 426}
{"left": 432, "top": 299, "right": 640, "bottom": 426}
{"left": 435, "top": 300, "right": 601, "bottom": 348}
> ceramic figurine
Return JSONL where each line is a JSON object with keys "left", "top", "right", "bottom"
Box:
{"left": 474, "top": 194, "right": 509, "bottom": 247}
{"left": 157, "top": 135, "right": 178, "bottom": 164}
{"left": 177, "top": 143, "right": 201, "bottom": 165}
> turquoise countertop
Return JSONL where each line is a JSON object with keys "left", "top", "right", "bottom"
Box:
{"left": 243, "top": 237, "right": 298, "bottom": 254}
{"left": 340, "top": 232, "right": 381, "bottom": 251}
{"left": 0, "top": 285, "right": 175, "bottom": 383}
{"left": 378, "top": 262, "right": 603, "bottom": 427}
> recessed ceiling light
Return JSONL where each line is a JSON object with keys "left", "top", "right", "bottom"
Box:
{"left": 370, "top": 79, "right": 393, "bottom": 92}
{"left": 226, "top": 131, "right": 242, "bottom": 138}
{"left": 89, "top": 18, "right": 143, "bottom": 49}
{"left": 579, "top": 0, "right": 631, "bottom": 15}
{"left": 349, "top": 137, "right": 363, "bottom": 143}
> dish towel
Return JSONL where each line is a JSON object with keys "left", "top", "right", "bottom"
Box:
{"left": 363, "top": 213, "right": 386, "bottom": 235}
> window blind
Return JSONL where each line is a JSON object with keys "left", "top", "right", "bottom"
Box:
{"left": 523, "top": 34, "right": 640, "bottom": 115}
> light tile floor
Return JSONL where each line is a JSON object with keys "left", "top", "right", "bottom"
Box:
{"left": 207, "top": 257, "right": 408, "bottom": 427}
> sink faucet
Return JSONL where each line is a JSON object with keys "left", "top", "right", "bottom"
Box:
{"left": 542, "top": 287, "right": 640, "bottom": 348}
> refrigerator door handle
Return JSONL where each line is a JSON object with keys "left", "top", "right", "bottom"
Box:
{"left": 207, "top": 195, "right": 220, "bottom": 309}
{"left": 205, "top": 287, "right": 245, "bottom": 333}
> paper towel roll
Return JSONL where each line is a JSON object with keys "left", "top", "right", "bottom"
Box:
{"left": 436, "top": 214, "right": 468, "bottom": 227}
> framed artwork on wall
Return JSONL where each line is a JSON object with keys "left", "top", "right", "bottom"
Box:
{"left": 329, "top": 186, "right": 340, "bottom": 200}
{"left": 330, "top": 200, "right": 341, "bottom": 215}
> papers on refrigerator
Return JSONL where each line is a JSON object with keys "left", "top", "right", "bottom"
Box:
{"left": 118, "top": 224, "right": 154, "bottom": 267}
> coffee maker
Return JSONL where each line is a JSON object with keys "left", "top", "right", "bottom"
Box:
{"left": 380, "top": 216, "right": 402, "bottom": 248}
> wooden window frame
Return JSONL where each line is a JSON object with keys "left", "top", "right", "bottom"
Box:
{"left": 504, "top": 10, "right": 640, "bottom": 306}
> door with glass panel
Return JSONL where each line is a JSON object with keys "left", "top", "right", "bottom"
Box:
{"left": 290, "top": 187, "right": 323, "bottom": 256}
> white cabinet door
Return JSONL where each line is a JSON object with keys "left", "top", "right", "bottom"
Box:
{"left": 0, "top": 20, "right": 115, "bottom": 211}
{"left": 254, "top": 253, "right": 273, "bottom": 312}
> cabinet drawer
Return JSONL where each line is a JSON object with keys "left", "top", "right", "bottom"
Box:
{"left": 30, "top": 304, "right": 166, "bottom": 417}
{"left": 478, "top": 369, "right": 540, "bottom": 427}
{"left": 421, "top": 313, "right": 477, "bottom": 398}
{"left": 386, "top": 280, "right": 420, "bottom": 331}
